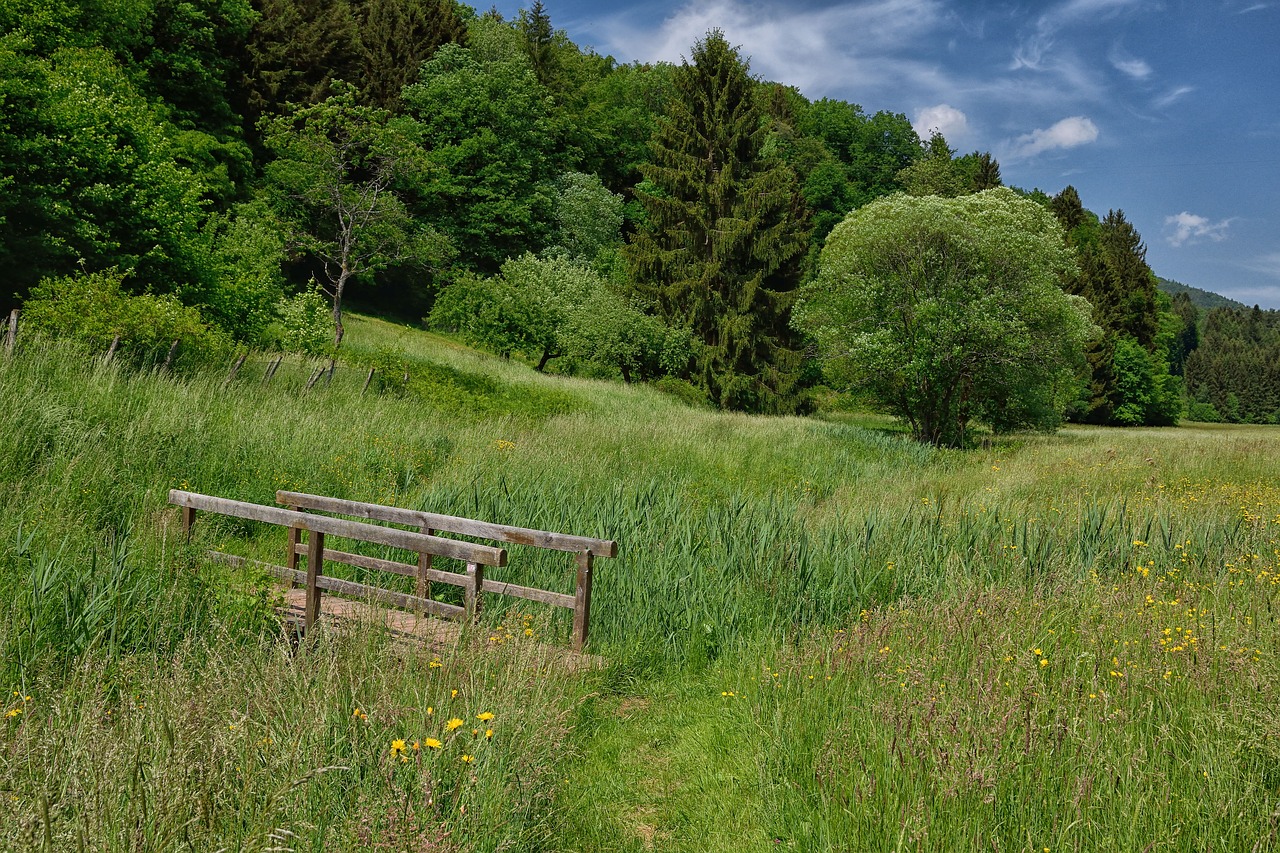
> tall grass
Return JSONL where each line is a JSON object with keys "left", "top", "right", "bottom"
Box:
{"left": 2, "top": 319, "right": 1278, "bottom": 850}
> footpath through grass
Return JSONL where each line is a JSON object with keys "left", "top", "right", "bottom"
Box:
{"left": 1, "top": 317, "right": 1278, "bottom": 850}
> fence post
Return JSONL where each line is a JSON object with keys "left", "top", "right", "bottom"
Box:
{"left": 464, "top": 562, "right": 483, "bottom": 622}
{"left": 262, "top": 355, "right": 283, "bottom": 384}
{"left": 286, "top": 505, "right": 302, "bottom": 590}
{"left": 103, "top": 335, "right": 121, "bottom": 363}
{"left": 225, "top": 350, "right": 248, "bottom": 385}
{"left": 181, "top": 506, "right": 195, "bottom": 542}
{"left": 161, "top": 338, "right": 180, "bottom": 372}
{"left": 3, "top": 309, "right": 16, "bottom": 355}
{"left": 305, "top": 530, "right": 325, "bottom": 633}
{"left": 416, "top": 526, "right": 434, "bottom": 615}
{"left": 362, "top": 367, "right": 375, "bottom": 394}
{"left": 573, "top": 550, "right": 594, "bottom": 652}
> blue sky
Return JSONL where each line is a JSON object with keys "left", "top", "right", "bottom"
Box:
{"left": 488, "top": 0, "right": 1280, "bottom": 308}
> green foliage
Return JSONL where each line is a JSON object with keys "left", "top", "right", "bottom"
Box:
{"left": 625, "top": 31, "right": 809, "bottom": 414}
{"left": 400, "top": 42, "right": 562, "bottom": 273}
{"left": 895, "top": 131, "right": 967, "bottom": 198}
{"left": 797, "top": 188, "right": 1096, "bottom": 447}
{"left": 263, "top": 82, "right": 450, "bottom": 348}
{"left": 1051, "top": 187, "right": 1176, "bottom": 426}
{"left": 357, "top": 0, "right": 466, "bottom": 109}
{"left": 193, "top": 199, "right": 289, "bottom": 343}
{"left": 551, "top": 171, "right": 624, "bottom": 263}
{"left": 559, "top": 286, "right": 682, "bottom": 383}
{"left": 1110, "top": 335, "right": 1182, "bottom": 426}
{"left": 21, "top": 268, "right": 231, "bottom": 366}
{"left": 1184, "top": 305, "right": 1280, "bottom": 424}
{"left": 430, "top": 253, "right": 593, "bottom": 371}
{"left": 0, "top": 38, "right": 210, "bottom": 304}
{"left": 273, "top": 283, "right": 332, "bottom": 356}
{"left": 245, "top": 0, "right": 362, "bottom": 122}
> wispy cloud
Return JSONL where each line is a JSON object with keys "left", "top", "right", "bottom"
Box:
{"left": 1006, "top": 116, "right": 1099, "bottom": 160}
{"left": 1164, "top": 212, "right": 1233, "bottom": 247}
{"left": 1242, "top": 252, "right": 1280, "bottom": 279}
{"left": 1109, "top": 45, "right": 1152, "bottom": 79}
{"left": 912, "top": 104, "right": 970, "bottom": 143}
{"left": 1153, "top": 86, "right": 1195, "bottom": 109}
{"left": 592, "top": 0, "right": 949, "bottom": 97}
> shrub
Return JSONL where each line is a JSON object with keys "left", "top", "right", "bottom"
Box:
{"left": 21, "top": 268, "right": 231, "bottom": 368}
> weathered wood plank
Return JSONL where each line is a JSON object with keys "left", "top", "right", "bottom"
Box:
{"left": 481, "top": 578, "right": 574, "bottom": 610}
{"left": 208, "top": 552, "right": 465, "bottom": 619}
{"left": 3, "top": 309, "right": 16, "bottom": 355}
{"left": 276, "top": 490, "right": 618, "bottom": 557}
{"left": 169, "top": 490, "right": 507, "bottom": 566}
{"left": 573, "top": 550, "right": 594, "bottom": 652}
{"left": 464, "top": 562, "right": 483, "bottom": 621}
{"left": 305, "top": 530, "right": 324, "bottom": 632}
{"left": 294, "top": 543, "right": 470, "bottom": 586}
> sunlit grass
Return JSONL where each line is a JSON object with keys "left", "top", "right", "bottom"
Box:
{"left": 1, "top": 316, "right": 1278, "bottom": 850}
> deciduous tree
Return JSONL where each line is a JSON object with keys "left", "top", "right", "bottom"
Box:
{"left": 795, "top": 188, "right": 1096, "bottom": 447}
{"left": 262, "top": 83, "right": 448, "bottom": 349}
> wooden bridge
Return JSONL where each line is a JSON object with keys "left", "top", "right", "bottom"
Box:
{"left": 170, "top": 489, "right": 617, "bottom": 652}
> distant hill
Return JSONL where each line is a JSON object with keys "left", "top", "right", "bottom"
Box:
{"left": 1157, "top": 277, "right": 1247, "bottom": 312}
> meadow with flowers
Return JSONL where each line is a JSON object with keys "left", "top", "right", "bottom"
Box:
{"left": 2, "top": 315, "right": 1278, "bottom": 850}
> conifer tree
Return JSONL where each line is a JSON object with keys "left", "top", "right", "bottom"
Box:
{"left": 625, "top": 30, "right": 808, "bottom": 413}
{"left": 247, "top": 0, "right": 363, "bottom": 122}
{"left": 358, "top": 0, "right": 466, "bottom": 110}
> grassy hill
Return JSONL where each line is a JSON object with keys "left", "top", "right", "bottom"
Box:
{"left": 1157, "top": 276, "right": 1247, "bottom": 311}
{"left": 2, "top": 316, "right": 1279, "bottom": 850}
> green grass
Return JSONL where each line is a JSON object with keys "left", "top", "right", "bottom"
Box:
{"left": 1, "top": 318, "right": 1278, "bottom": 850}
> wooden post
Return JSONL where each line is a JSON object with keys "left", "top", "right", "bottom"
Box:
{"left": 286, "top": 505, "right": 303, "bottom": 590}
{"left": 305, "top": 530, "right": 325, "bottom": 633}
{"left": 181, "top": 506, "right": 195, "bottom": 542}
{"left": 161, "top": 338, "right": 180, "bottom": 372}
{"left": 416, "top": 526, "right": 434, "bottom": 614}
{"left": 3, "top": 309, "right": 16, "bottom": 355}
{"left": 464, "top": 561, "right": 483, "bottom": 622}
{"left": 262, "top": 355, "right": 283, "bottom": 384}
{"left": 304, "top": 365, "right": 324, "bottom": 391}
{"left": 225, "top": 351, "right": 248, "bottom": 385}
{"left": 362, "top": 367, "right": 375, "bottom": 394}
{"left": 103, "top": 335, "right": 121, "bottom": 363}
{"left": 572, "top": 551, "right": 594, "bottom": 652}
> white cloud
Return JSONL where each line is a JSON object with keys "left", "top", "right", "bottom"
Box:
{"left": 1006, "top": 116, "right": 1099, "bottom": 159}
{"left": 591, "top": 0, "right": 951, "bottom": 97}
{"left": 912, "top": 104, "right": 970, "bottom": 143}
{"left": 1109, "top": 45, "right": 1152, "bottom": 80}
{"left": 1164, "top": 212, "right": 1232, "bottom": 247}
{"left": 1154, "top": 86, "right": 1195, "bottom": 109}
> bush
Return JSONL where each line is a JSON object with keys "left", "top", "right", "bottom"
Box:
{"left": 272, "top": 284, "right": 334, "bottom": 357}
{"left": 1184, "top": 400, "right": 1222, "bottom": 423}
{"left": 21, "top": 268, "right": 231, "bottom": 368}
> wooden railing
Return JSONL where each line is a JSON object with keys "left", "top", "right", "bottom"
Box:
{"left": 169, "top": 489, "right": 616, "bottom": 650}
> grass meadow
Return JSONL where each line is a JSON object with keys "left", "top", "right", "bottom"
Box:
{"left": 2, "top": 314, "right": 1278, "bottom": 851}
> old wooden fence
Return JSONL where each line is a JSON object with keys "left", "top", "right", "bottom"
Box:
{"left": 170, "top": 489, "right": 616, "bottom": 651}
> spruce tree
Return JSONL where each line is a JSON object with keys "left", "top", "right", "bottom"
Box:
{"left": 625, "top": 30, "right": 808, "bottom": 413}
{"left": 246, "top": 0, "right": 363, "bottom": 122}
{"left": 358, "top": 0, "right": 466, "bottom": 110}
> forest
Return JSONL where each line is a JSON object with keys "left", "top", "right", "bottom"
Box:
{"left": 3, "top": 0, "right": 1277, "bottom": 431}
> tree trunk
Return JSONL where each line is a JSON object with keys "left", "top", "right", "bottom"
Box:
{"left": 332, "top": 271, "right": 349, "bottom": 350}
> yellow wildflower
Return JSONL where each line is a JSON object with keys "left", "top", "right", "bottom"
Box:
{"left": 446, "top": 717, "right": 464, "bottom": 731}
{"left": 390, "top": 739, "right": 406, "bottom": 757}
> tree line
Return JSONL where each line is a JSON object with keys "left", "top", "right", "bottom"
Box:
{"left": 2, "top": 0, "right": 1269, "bottom": 439}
